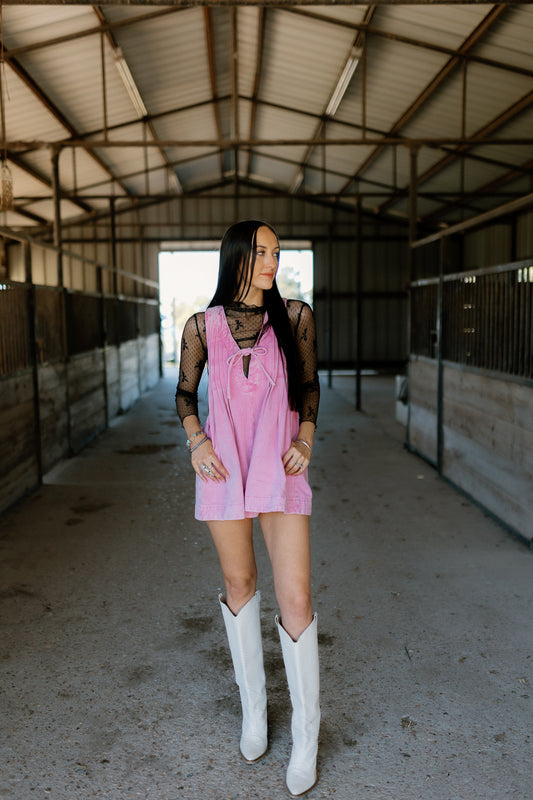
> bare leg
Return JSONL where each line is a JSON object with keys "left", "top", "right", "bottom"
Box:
{"left": 259, "top": 512, "right": 313, "bottom": 641}
{"left": 207, "top": 518, "right": 257, "bottom": 614}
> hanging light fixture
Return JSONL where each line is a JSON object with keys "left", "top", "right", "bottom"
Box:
{"left": 325, "top": 46, "right": 362, "bottom": 119}
{"left": 0, "top": 0, "right": 12, "bottom": 211}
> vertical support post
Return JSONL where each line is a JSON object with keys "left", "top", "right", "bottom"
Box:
{"left": 109, "top": 197, "right": 118, "bottom": 296}
{"left": 355, "top": 193, "right": 362, "bottom": 411}
{"left": 408, "top": 145, "right": 418, "bottom": 271}
{"left": 109, "top": 197, "right": 122, "bottom": 410}
{"left": 405, "top": 145, "right": 418, "bottom": 451}
{"left": 361, "top": 34, "right": 367, "bottom": 139}
{"left": 231, "top": 6, "right": 240, "bottom": 221}
{"left": 460, "top": 60, "right": 467, "bottom": 224}
{"left": 97, "top": 241, "right": 109, "bottom": 429}
{"left": 327, "top": 222, "right": 333, "bottom": 388}
{"left": 135, "top": 209, "right": 143, "bottom": 396}
{"left": 51, "top": 147, "right": 63, "bottom": 288}
{"left": 51, "top": 146, "right": 72, "bottom": 454}
{"left": 101, "top": 31, "right": 108, "bottom": 138}
{"left": 25, "top": 241, "right": 43, "bottom": 483}
{"left": 436, "top": 238, "right": 445, "bottom": 476}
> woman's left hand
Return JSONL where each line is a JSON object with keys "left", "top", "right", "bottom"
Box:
{"left": 282, "top": 440, "right": 311, "bottom": 475}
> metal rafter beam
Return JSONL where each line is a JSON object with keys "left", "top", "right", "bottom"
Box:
{"left": 92, "top": 5, "right": 182, "bottom": 194}
{"left": 245, "top": 7, "right": 266, "bottom": 180}
{"left": 231, "top": 6, "right": 239, "bottom": 190}
{"left": 65, "top": 92, "right": 528, "bottom": 179}
{"left": 6, "top": 152, "right": 93, "bottom": 214}
{"left": 4, "top": 7, "right": 185, "bottom": 60}
{"left": 338, "top": 4, "right": 509, "bottom": 195}
{"left": 285, "top": 6, "right": 533, "bottom": 81}
{"left": 0, "top": 1, "right": 524, "bottom": 7}
{"left": 3, "top": 50, "right": 132, "bottom": 201}
{"left": 5, "top": 205, "right": 49, "bottom": 226}
{"left": 421, "top": 156, "right": 533, "bottom": 225}
{"left": 378, "top": 88, "right": 533, "bottom": 215}
{"left": 203, "top": 7, "right": 225, "bottom": 180}
{"left": 4, "top": 135, "right": 531, "bottom": 150}
{"left": 289, "top": 4, "right": 375, "bottom": 194}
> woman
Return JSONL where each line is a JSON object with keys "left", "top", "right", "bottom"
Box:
{"left": 175, "top": 220, "right": 320, "bottom": 797}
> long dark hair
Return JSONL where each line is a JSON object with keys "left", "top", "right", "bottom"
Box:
{"left": 208, "top": 220, "right": 302, "bottom": 414}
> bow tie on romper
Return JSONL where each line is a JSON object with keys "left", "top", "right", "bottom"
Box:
{"left": 226, "top": 346, "right": 276, "bottom": 399}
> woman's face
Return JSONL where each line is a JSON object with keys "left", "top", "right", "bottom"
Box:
{"left": 239, "top": 225, "right": 280, "bottom": 304}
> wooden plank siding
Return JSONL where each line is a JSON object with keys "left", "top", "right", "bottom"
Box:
{"left": 407, "top": 356, "right": 438, "bottom": 466}
{"left": 442, "top": 365, "right": 533, "bottom": 540}
{"left": 0, "top": 372, "right": 39, "bottom": 509}
{"left": 408, "top": 356, "right": 533, "bottom": 543}
{"left": 0, "top": 335, "right": 161, "bottom": 515}
{"left": 67, "top": 351, "right": 107, "bottom": 454}
{"left": 38, "top": 361, "right": 69, "bottom": 473}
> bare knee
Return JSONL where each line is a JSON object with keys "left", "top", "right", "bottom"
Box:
{"left": 223, "top": 569, "right": 258, "bottom": 615}
{"left": 278, "top": 587, "right": 313, "bottom": 640}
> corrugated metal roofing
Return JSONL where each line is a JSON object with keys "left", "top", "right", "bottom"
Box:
{"left": 0, "top": 2, "right": 531, "bottom": 231}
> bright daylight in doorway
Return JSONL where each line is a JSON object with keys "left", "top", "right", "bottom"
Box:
{"left": 159, "top": 248, "right": 313, "bottom": 364}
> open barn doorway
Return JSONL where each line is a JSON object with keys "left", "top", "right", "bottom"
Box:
{"left": 159, "top": 242, "right": 313, "bottom": 368}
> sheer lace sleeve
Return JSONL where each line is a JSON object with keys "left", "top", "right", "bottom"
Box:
{"left": 175, "top": 312, "right": 207, "bottom": 423}
{"left": 287, "top": 300, "right": 320, "bottom": 425}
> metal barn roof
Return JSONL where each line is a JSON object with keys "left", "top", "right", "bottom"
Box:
{"left": 0, "top": 1, "right": 531, "bottom": 233}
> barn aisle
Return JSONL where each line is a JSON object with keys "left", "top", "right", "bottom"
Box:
{"left": 0, "top": 368, "right": 531, "bottom": 800}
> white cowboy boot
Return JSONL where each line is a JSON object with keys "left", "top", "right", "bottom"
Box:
{"left": 219, "top": 591, "right": 268, "bottom": 762}
{"left": 276, "top": 614, "right": 320, "bottom": 797}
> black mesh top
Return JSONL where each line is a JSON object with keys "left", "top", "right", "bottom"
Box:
{"left": 175, "top": 300, "right": 319, "bottom": 425}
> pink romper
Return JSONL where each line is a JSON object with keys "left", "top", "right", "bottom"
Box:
{"left": 195, "top": 305, "right": 312, "bottom": 521}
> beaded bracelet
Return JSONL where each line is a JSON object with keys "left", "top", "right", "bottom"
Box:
{"left": 189, "top": 436, "right": 208, "bottom": 454}
{"left": 296, "top": 439, "right": 312, "bottom": 454}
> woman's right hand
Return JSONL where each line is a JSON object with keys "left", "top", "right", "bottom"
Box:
{"left": 191, "top": 438, "right": 229, "bottom": 483}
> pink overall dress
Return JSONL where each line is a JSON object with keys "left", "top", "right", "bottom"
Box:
{"left": 195, "top": 305, "right": 312, "bottom": 521}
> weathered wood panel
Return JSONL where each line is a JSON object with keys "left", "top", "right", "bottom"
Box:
{"left": 0, "top": 333, "right": 160, "bottom": 512}
{"left": 407, "top": 356, "right": 438, "bottom": 465}
{"left": 105, "top": 346, "right": 121, "bottom": 419}
{"left": 139, "top": 334, "right": 160, "bottom": 392}
{"left": 119, "top": 340, "right": 141, "bottom": 412}
{"left": 38, "top": 361, "right": 69, "bottom": 472}
{"left": 0, "top": 372, "right": 39, "bottom": 513}
{"left": 442, "top": 366, "right": 533, "bottom": 540}
{"left": 67, "top": 351, "right": 107, "bottom": 453}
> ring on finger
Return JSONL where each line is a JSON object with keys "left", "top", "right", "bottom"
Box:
{"left": 296, "top": 462, "right": 304, "bottom": 469}
{"left": 201, "top": 463, "right": 214, "bottom": 477}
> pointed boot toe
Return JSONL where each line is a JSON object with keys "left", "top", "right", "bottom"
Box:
{"left": 286, "top": 762, "right": 318, "bottom": 797}
{"left": 240, "top": 730, "right": 268, "bottom": 763}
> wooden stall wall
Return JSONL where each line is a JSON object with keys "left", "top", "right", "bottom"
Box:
{"left": 407, "top": 357, "right": 439, "bottom": 466}
{"left": 442, "top": 366, "right": 532, "bottom": 540}
{"left": 408, "top": 359, "right": 532, "bottom": 542}
{"left": 0, "top": 204, "right": 163, "bottom": 515}
{"left": 0, "top": 372, "right": 39, "bottom": 512}
{"left": 407, "top": 205, "right": 533, "bottom": 545}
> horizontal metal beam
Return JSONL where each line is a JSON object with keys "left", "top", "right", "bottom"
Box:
{"left": 411, "top": 258, "right": 533, "bottom": 287}
{"left": 6, "top": 136, "right": 532, "bottom": 150}
{"left": 3, "top": 1, "right": 516, "bottom": 6}
{"left": 412, "top": 193, "right": 533, "bottom": 249}
{"left": 0, "top": 224, "right": 159, "bottom": 289}
{"left": 3, "top": 7, "right": 184, "bottom": 59}
{"left": 13, "top": 190, "right": 529, "bottom": 204}
{"left": 286, "top": 6, "right": 533, "bottom": 79}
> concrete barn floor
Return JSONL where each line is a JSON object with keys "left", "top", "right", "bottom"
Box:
{"left": 0, "top": 367, "right": 531, "bottom": 800}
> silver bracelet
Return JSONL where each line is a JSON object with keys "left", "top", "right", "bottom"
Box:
{"left": 296, "top": 439, "right": 312, "bottom": 454}
{"left": 189, "top": 437, "right": 208, "bottom": 454}
{"left": 186, "top": 430, "right": 204, "bottom": 451}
